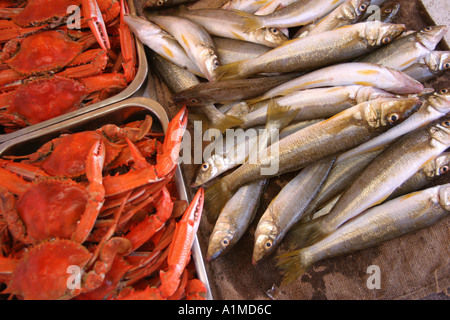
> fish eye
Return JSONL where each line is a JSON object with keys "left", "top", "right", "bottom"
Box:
{"left": 213, "top": 59, "right": 220, "bottom": 68}
{"left": 222, "top": 238, "right": 230, "bottom": 247}
{"left": 382, "top": 36, "right": 391, "bottom": 44}
{"left": 265, "top": 240, "right": 273, "bottom": 249}
{"left": 424, "top": 26, "right": 432, "bottom": 31}
{"left": 270, "top": 28, "right": 279, "bottom": 34}
{"left": 191, "top": 98, "right": 198, "bottom": 104}
{"left": 440, "top": 165, "right": 449, "bottom": 174}
{"left": 384, "top": 8, "right": 392, "bottom": 13}
{"left": 388, "top": 113, "right": 399, "bottom": 123}
{"left": 201, "top": 163, "right": 209, "bottom": 170}
{"left": 441, "top": 120, "right": 450, "bottom": 127}
{"left": 439, "top": 89, "right": 449, "bottom": 94}
{"left": 360, "top": 4, "right": 367, "bottom": 11}
{"left": 444, "top": 63, "right": 450, "bottom": 70}
{"left": 157, "top": 0, "right": 164, "bottom": 6}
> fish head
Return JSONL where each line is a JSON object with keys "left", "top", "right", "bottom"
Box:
{"left": 252, "top": 218, "right": 278, "bottom": 265}
{"left": 173, "top": 91, "right": 205, "bottom": 107}
{"left": 429, "top": 117, "right": 450, "bottom": 147}
{"left": 417, "top": 25, "right": 449, "bottom": 51}
{"left": 379, "top": 2, "right": 401, "bottom": 23}
{"left": 200, "top": 46, "right": 221, "bottom": 82}
{"left": 207, "top": 226, "right": 234, "bottom": 261}
{"left": 362, "top": 97, "right": 422, "bottom": 130}
{"left": 438, "top": 183, "right": 450, "bottom": 212}
{"left": 255, "top": 27, "right": 290, "bottom": 47}
{"left": 344, "top": 0, "right": 371, "bottom": 22}
{"left": 432, "top": 152, "right": 450, "bottom": 178}
{"left": 145, "top": 0, "right": 167, "bottom": 8}
{"left": 191, "top": 156, "right": 222, "bottom": 187}
{"left": 364, "top": 21, "right": 405, "bottom": 47}
{"left": 424, "top": 51, "right": 450, "bottom": 72}
{"left": 426, "top": 88, "right": 450, "bottom": 114}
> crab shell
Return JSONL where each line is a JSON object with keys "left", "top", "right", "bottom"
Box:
{"left": 4, "top": 239, "right": 92, "bottom": 300}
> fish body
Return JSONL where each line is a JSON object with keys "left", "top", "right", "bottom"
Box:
{"left": 207, "top": 179, "right": 267, "bottom": 261}
{"left": 277, "top": 183, "right": 450, "bottom": 284}
{"left": 254, "top": 0, "right": 299, "bottom": 15}
{"left": 149, "top": 52, "right": 242, "bottom": 132}
{"left": 359, "top": 25, "right": 449, "bottom": 70}
{"left": 213, "top": 37, "right": 271, "bottom": 65}
{"left": 173, "top": 74, "right": 296, "bottom": 106}
{"left": 222, "top": 0, "right": 271, "bottom": 13}
{"left": 403, "top": 51, "right": 450, "bottom": 83}
{"left": 148, "top": 15, "right": 220, "bottom": 81}
{"left": 238, "top": 0, "right": 346, "bottom": 29}
{"left": 205, "top": 97, "right": 422, "bottom": 220}
{"left": 215, "top": 22, "right": 406, "bottom": 80}
{"left": 174, "top": 7, "right": 289, "bottom": 48}
{"left": 252, "top": 157, "right": 335, "bottom": 264}
{"left": 295, "top": 117, "right": 450, "bottom": 248}
{"left": 242, "top": 85, "right": 396, "bottom": 128}
{"left": 249, "top": 62, "right": 424, "bottom": 103}
{"left": 124, "top": 14, "right": 202, "bottom": 76}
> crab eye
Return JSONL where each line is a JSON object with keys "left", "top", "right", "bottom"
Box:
{"left": 382, "top": 36, "right": 391, "bottom": 44}
{"left": 388, "top": 113, "right": 399, "bottom": 123}
{"left": 440, "top": 165, "right": 449, "bottom": 175}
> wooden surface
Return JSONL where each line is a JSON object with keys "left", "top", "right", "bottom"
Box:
{"left": 135, "top": 0, "right": 449, "bottom": 300}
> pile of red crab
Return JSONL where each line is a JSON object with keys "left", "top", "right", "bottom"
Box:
{"left": 0, "top": 106, "right": 208, "bottom": 300}
{"left": 0, "top": 0, "right": 137, "bottom": 133}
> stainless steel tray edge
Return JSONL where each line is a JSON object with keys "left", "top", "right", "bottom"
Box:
{"left": 0, "top": 96, "right": 213, "bottom": 300}
{"left": 0, "top": 0, "right": 148, "bottom": 144}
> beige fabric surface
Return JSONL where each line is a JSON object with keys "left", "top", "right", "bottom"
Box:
{"left": 137, "top": 0, "right": 449, "bottom": 300}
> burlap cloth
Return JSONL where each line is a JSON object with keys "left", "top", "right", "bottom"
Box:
{"left": 136, "top": 0, "right": 449, "bottom": 300}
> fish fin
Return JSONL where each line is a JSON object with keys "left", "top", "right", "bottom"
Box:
{"left": 232, "top": 9, "right": 263, "bottom": 32}
{"left": 205, "top": 179, "right": 233, "bottom": 223}
{"left": 285, "top": 216, "right": 329, "bottom": 249}
{"left": 266, "top": 99, "right": 299, "bottom": 129}
{"left": 276, "top": 249, "right": 310, "bottom": 286}
{"left": 212, "top": 114, "right": 243, "bottom": 133}
{"left": 246, "top": 95, "right": 268, "bottom": 105}
{"left": 214, "top": 61, "right": 247, "bottom": 80}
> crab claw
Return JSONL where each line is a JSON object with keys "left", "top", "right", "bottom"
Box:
{"left": 159, "top": 187, "right": 204, "bottom": 298}
{"left": 82, "top": 0, "right": 111, "bottom": 51}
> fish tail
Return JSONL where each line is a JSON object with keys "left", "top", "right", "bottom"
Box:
{"left": 213, "top": 114, "right": 243, "bottom": 133}
{"left": 286, "top": 216, "right": 329, "bottom": 249}
{"left": 205, "top": 179, "right": 233, "bottom": 223}
{"left": 276, "top": 249, "right": 310, "bottom": 286}
{"left": 266, "top": 99, "right": 298, "bottom": 129}
{"left": 232, "top": 9, "right": 264, "bottom": 32}
{"left": 214, "top": 60, "right": 248, "bottom": 80}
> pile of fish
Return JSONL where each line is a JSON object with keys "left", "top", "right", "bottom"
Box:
{"left": 126, "top": 0, "right": 450, "bottom": 285}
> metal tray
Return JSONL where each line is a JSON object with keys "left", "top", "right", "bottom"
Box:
{"left": 0, "top": 97, "right": 213, "bottom": 300}
{"left": 0, "top": 0, "right": 148, "bottom": 144}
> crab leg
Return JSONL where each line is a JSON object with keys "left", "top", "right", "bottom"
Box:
{"left": 102, "top": 106, "right": 188, "bottom": 197}
{"left": 159, "top": 187, "right": 204, "bottom": 298}
{"left": 72, "top": 140, "right": 106, "bottom": 243}
{"left": 119, "top": 0, "right": 136, "bottom": 83}
{"left": 82, "top": 0, "right": 111, "bottom": 51}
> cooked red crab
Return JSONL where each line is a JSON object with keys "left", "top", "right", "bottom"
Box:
{"left": 0, "top": 73, "right": 127, "bottom": 130}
